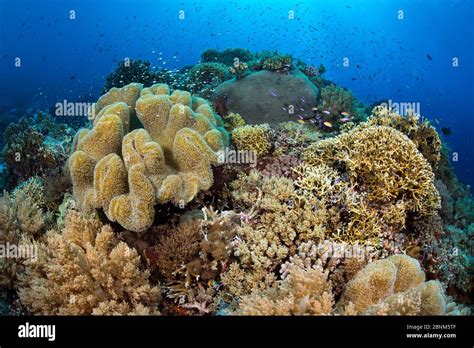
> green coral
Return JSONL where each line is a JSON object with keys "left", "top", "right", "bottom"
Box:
{"left": 69, "top": 83, "right": 228, "bottom": 232}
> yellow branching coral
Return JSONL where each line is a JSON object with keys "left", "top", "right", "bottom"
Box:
{"left": 304, "top": 126, "right": 440, "bottom": 226}
{"left": 234, "top": 264, "right": 334, "bottom": 315}
{"left": 69, "top": 83, "right": 229, "bottom": 232}
{"left": 366, "top": 106, "right": 442, "bottom": 169}
{"left": 223, "top": 112, "right": 246, "bottom": 131}
{"left": 17, "top": 211, "right": 161, "bottom": 315}
{"left": 232, "top": 124, "right": 272, "bottom": 156}
{"left": 336, "top": 254, "right": 447, "bottom": 315}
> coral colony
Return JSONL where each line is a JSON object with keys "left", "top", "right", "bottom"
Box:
{"left": 0, "top": 48, "right": 472, "bottom": 317}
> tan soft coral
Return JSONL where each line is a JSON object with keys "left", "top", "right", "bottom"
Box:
{"left": 69, "top": 83, "right": 229, "bottom": 232}
{"left": 17, "top": 211, "right": 161, "bottom": 315}
{"left": 235, "top": 264, "right": 334, "bottom": 315}
{"left": 304, "top": 126, "right": 440, "bottom": 233}
{"left": 337, "top": 254, "right": 447, "bottom": 315}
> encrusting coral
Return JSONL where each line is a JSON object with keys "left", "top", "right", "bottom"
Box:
{"left": 337, "top": 254, "right": 447, "bottom": 315}
{"left": 68, "top": 83, "right": 229, "bottom": 232}
{"left": 17, "top": 211, "right": 161, "bottom": 315}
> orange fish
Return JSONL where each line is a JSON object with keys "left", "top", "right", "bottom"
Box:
{"left": 340, "top": 112, "right": 350, "bottom": 117}
{"left": 323, "top": 121, "right": 333, "bottom": 128}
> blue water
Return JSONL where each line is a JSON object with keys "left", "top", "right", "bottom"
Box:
{"left": 0, "top": 0, "right": 473, "bottom": 186}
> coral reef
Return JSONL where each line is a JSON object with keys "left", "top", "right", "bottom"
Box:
{"left": 17, "top": 211, "right": 161, "bottom": 315}
{"left": 68, "top": 83, "right": 229, "bottom": 232}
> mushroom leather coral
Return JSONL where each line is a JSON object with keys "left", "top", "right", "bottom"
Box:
{"left": 337, "top": 254, "right": 447, "bottom": 315}
{"left": 69, "top": 83, "right": 228, "bottom": 232}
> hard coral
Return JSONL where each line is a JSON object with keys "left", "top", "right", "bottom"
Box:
{"left": 366, "top": 106, "right": 442, "bottom": 169}
{"left": 69, "top": 83, "right": 229, "bottom": 232}
{"left": 231, "top": 124, "right": 272, "bottom": 156}
{"left": 17, "top": 211, "right": 161, "bottom": 315}
{"left": 337, "top": 254, "right": 447, "bottom": 315}
{"left": 304, "top": 126, "right": 440, "bottom": 223}
{"left": 262, "top": 55, "right": 293, "bottom": 74}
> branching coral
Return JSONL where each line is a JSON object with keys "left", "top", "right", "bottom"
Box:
{"left": 262, "top": 55, "right": 293, "bottom": 74}
{"left": 69, "top": 83, "right": 229, "bottom": 232}
{"left": 222, "top": 170, "right": 337, "bottom": 298}
{"left": 304, "top": 126, "right": 441, "bottom": 237}
{"left": 231, "top": 124, "right": 272, "bottom": 156}
{"left": 17, "top": 211, "right": 161, "bottom": 315}
{"left": 337, "top": 254, "right": 447, "bottom": 315}
{"left": 222, "top": 112, "right": 246, "bottom": 132}
{"left": 366, "top": 106, "right": 441, "bottom": 169}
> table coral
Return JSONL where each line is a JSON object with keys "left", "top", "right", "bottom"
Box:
{"left": 69, "top": 83, "right": 228, "bottom": 232}
{"left": 337, "top": 254, "right": 447, "bottom": 315}
{"left": 17, "top": 211, "right": 161, "bottom": 315}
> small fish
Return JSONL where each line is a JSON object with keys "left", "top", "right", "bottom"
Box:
{"left": 311, "top": 107, "right": 318, "bottom": 111}
{"left": 322, "top": 110, "right": 330, "bottom": 115}
{"left": 269, "top": 88, "right": 278, "bottom": 97}
{"left": 297, "top": 120, "right": 306, "bottom": 124}
{"left": 323, "top": 121, "right": 333, "bottom": 128}
{"left": 340, "top": 117, "right": 351, "bottom": 123}
{"left": 441, "top": 127, "right": 451, "bottom": 136}
{"left": 340, "top": 112, "right": 350, "bottom": 117}
{"left": 426, "top": 54, "right": 432, "bottom": 60}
